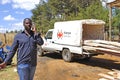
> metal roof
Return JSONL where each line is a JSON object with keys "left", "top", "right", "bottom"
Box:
{"left": 107, "top": 0, "right": 120, "bottom": 7}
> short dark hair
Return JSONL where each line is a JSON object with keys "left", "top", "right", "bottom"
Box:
{"left": 23, "top": 18, "right": 32, "bottom": 24}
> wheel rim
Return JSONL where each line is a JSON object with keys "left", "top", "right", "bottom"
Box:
{"left": 62, "top": 49, "right": 72, "bottom": 62}
{"left": 64, "top": 50, "right": 69, "bottom": 60}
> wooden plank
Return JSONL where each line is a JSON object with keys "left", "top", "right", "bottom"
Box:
{"left": 107, "top": 71, "right": 115, "bottom": 76}
{"left": 99, "top": 78, "right": 109, "bottom": 80}
{"left": 107, "top": 71, "right": 118, "bottom": 79}
{"left": 97, "top": 49, "right": 120, "bottom": 57}
{"left": 112, "top": 69, "right": 120, "bottom": 79}
{"left": 83, "top": 40, "right": 120, "bottom": 57}
{"left": 98, "top": 73, "right": 115, "bottom": 80}
{"left": 84, "top": 40, "right": 120, "bottom": 47}
{"left": 83, "top": 42, "right": 120, "bottom": 51}
{"left": 83, "top": 46, "right": 120, "bottom": 56}
{"left": 83, "top": 46, "right": 97, "bottom": 51}
{"left": 98, "top": 69, "right": 120, "bottom": 80}
{"left": 96, "top": 48, "right": 120, "bottom": 54}
{"left": 83, "top": 46, "right": 120, "bottom": 53}
{"left": 112, "top": 69, "right": 120, "bottom": 72}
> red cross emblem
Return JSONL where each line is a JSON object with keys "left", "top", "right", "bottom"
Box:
{"left": 57, "top": 30, "right": 63, "bottom": 39}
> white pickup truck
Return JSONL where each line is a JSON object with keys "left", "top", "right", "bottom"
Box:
{"left": 38, "top": 19, "right": 105, "bottom": 62}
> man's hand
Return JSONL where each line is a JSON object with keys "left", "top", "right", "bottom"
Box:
{"left": 0, "top": 62, "right": 6, "bottom": 69}
{"left": 31, "top": 24, "right": 37, "bottom": 34}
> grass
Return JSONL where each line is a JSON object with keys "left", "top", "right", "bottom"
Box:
{"left": 0, "top": 57, "right": 18, "bottom": 80}
{"left": 0, "top": 53, "right": 18, "bottom": 80}
{"left": 0, "top": 64, "right": 18, "bottom": 80}
{"left": 0, "top": 33, "right": 16, "bottom": 45}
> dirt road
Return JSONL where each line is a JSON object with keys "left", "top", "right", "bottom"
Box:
{"left": 34, "top": 53, "right": 120, "bottom": 80}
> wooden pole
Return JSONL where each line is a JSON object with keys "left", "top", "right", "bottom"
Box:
{"left": 108, "top": 4, "right": 112, "bottom": 41}
{"left": 4, "top": 33, "right": 7, "bottom": 44}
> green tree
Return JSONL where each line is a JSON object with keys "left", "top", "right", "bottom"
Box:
{"left": 31, "top": 0, "right": 109, "bottom": 34}
{"left": 112, "top": 8, "right": 120, "bottom": 39}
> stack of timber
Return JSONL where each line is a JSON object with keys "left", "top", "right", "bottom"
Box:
{"left": 98, "top": 69, "right": 120, "bottom": 80}
{"left": 83, "top": 40, "right": 120, "bottom": 57}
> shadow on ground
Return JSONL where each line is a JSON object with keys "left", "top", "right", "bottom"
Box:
{"left": 40, "top": 52, "right": 120, "bottom": 70}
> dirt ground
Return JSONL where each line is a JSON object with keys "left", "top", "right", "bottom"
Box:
{"left": 34, "top": 53, "right": 120, "bottom": 80}
{"left": 1, "top": 33, "right": 120, "bottom": 80}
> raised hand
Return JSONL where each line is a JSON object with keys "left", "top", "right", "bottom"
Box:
{"left": 31, "top": 23, "right": 37, "bottom": 34}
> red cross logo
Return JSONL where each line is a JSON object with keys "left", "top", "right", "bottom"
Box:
{"left": 57, "top": 30, "right": 63, "bottom": 39}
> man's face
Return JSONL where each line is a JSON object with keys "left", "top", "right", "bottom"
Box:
{"left": 23, "top": 19, "right": 32, "bottom": 31}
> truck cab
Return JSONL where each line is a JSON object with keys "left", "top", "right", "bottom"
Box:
{"left": 42, "top": 29, "right": 55, "bottom": 52}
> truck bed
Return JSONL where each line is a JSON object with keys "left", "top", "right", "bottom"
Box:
{"left": 83, "top": 40, "right": 120, "bottom": 57}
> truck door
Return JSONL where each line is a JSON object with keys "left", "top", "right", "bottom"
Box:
{"left": 42, "top": 30, "right": 55, "bottom": 52}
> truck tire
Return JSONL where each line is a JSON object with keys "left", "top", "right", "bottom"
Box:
{"left": 62, "top": 49, "right": 73, "bottom": 62}
{"left": 37, "top": 45, "right": 44, "bottom": 57}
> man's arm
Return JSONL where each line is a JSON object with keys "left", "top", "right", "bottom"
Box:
{"left": 31, "top": 25, "right": 44, "bottom": 45}
{"left": 35, "top": 33, "right": 44, "bottom": 45}
{"left": 4, "top": 35, "right": 18, "bottom": 64}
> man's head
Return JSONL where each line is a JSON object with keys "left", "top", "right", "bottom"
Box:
{"left": 23, "top": 18, "right": 32, "bottom": 31}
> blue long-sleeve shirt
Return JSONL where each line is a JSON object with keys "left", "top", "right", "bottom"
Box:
{"left": 4, "top": 31, "right": 44, "bottom": 66}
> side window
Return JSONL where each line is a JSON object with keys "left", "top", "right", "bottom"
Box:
{"left": 45, "top": 31, "right": 53, "bottom": 39}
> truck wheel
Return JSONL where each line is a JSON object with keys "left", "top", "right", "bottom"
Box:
{"left": 37, "top": 45, "right": 44, "bottom": 57}
{"left": 62, "top": 49, "right": 73, "bottom": 62}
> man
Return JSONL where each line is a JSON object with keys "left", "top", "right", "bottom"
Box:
{"left": 0, "top": 18, "right": 44, "bottom": 80}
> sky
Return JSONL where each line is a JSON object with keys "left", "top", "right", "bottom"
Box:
{"left": 0, "top": 0, "right": 115, "bottom": 33}
{"left": 0, "top": 0, "right": 41, "bottom": 33}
